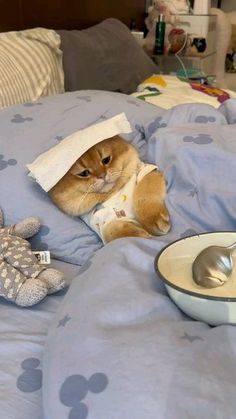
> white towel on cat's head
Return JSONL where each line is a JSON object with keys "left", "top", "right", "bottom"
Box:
{"left": 26, "top": 113, "right": 132, "bottom": 192}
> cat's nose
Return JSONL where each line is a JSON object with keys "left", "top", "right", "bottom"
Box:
{"left": 98, "top": 173, "right": 105, "bottom": 180}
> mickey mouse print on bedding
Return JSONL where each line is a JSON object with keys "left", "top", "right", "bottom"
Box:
{"left": 1, "top": 89, "right": 236, "bottom": 419}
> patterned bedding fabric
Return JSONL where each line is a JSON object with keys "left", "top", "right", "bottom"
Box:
{"left": 132, "top": 74, "right": 236, "bottom": 109}
{"left": 43, "top": 97, "right": 236, "bottom": 418}
{"left": 0, "top": 28, "right": 64, "bottom": 108}
{"left": 1, "top": 90, "right": 236, "bottom": 418}
{"left": 0, "top": 258, "right": 81, "bottom": 419}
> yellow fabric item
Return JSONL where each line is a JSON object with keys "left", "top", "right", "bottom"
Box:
{"left": 140, "top": 75, "right": 167, "bottom": 88}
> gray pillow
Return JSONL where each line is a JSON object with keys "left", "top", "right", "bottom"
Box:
{"left": 57, "top": 18, "right": 158, "bottom": 94}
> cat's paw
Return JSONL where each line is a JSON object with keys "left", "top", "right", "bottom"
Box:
{"left": 136, "top": 202, "right": 171, "bottom": 236}
{"left": 103, "top": 220, "right": 151, "bottom": 242}
{"left": 142, "top": 208, "right": 171, "bottom": 236}
{"left": 133, "top": 169, "right": 171, "bottom": 236}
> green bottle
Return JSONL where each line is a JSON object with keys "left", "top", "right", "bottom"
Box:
{"left": 154, "top": 14, "right": 166, "bottom": 55}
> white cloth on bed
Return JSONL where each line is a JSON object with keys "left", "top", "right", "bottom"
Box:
{"left": 26, "top": 113, "right": 132, "bottom": 192}
{"left": 81, "top": 162, "right": 157, "bottom": 243}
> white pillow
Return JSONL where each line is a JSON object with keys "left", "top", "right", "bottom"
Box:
{"left": 0, "top": 27, "right": 65, "bottom": 108}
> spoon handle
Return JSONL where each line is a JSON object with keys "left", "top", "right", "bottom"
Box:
{"left": 227, "top": 241, "right": 236, "bottom": 251}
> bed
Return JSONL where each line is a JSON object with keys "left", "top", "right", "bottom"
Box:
{"left": 1, "top": 2, "right": 236, "bottom": 419}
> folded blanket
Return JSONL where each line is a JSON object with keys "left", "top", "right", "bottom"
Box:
{"left": 132, "top": 74, "right": 236, "bottom": 109}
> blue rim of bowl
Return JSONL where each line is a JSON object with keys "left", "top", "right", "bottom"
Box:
{"left": 154, "top": 231, "right": 236, "bottom": 302}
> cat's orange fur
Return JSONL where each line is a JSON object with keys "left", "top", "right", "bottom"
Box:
{"left": 48, "top": 135, "right": 171, "bottom": 242}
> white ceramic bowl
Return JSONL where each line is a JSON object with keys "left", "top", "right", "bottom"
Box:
{"left": 155, "top": 232, "right": 236, "bottom": 326}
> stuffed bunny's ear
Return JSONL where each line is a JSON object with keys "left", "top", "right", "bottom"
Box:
{"left": 13, "top": 217, "right": 41, "bottom": 239}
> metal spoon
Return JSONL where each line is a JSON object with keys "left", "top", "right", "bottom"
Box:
{"left": 192, "top": 242, "right": 236, "bottom": 288}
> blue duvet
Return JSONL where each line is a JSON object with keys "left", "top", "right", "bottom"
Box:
{"left": 43, "top": 97, "right": 236, "bottom": 418}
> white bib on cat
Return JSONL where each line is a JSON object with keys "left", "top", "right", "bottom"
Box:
{"left": 81, "top": 163, "right": 158, "bottom": 243}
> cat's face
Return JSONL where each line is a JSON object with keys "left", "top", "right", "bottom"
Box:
{"left": 48, "top": 136, "right": 141, "bottom": 217}
{"left": 68, "top": 135, "right": 139, "bottom": 194}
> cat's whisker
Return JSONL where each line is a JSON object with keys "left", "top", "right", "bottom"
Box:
{"left": 75, "top": 183, "right": 96, "bottom": 209}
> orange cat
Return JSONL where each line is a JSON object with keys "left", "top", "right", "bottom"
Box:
{"left": 48, "top": 135, "right": 171, "bottom": 243}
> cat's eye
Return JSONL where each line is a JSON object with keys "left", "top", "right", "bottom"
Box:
{"left": 78, "top": 169, "right": 90, "bottom": 178}
{"left": 101, "top": 156, "right": 111, "bottom": 165}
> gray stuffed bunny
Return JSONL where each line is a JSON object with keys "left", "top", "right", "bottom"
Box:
{"left": 0, "top": 208, "right": 66, "bottom": 307}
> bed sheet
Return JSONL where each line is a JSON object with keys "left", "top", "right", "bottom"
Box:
{"left": 0, "top": 90, "right": 164, "bottom": 266}
{"left": 0, "top": 258, "right": 81, "bottom": 419}
{"left": 43, "top": 99, "right": 236, "bottom": 418}
{"left": 1, "top": 89, "right": 236, "bottom": 418}
{"left": 0, "top": 89, "right": 165, "bottom": 419}
{"left": 45, "top": 239, "right": 236, "bottom": 419}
